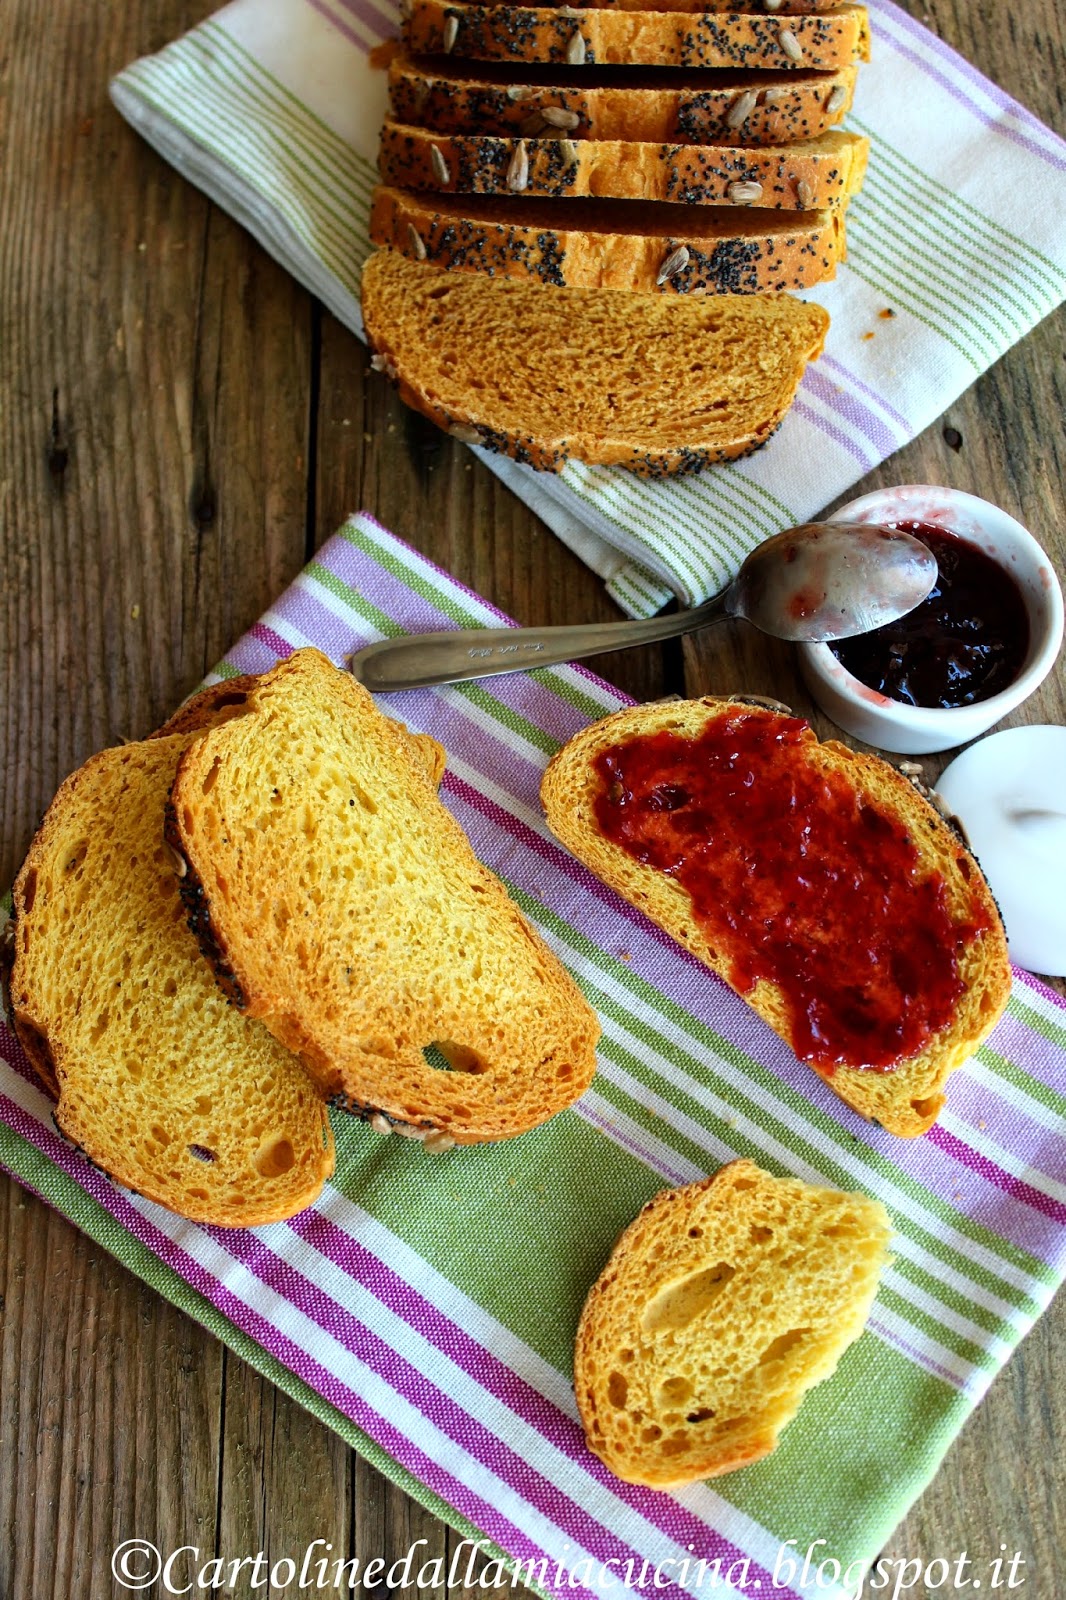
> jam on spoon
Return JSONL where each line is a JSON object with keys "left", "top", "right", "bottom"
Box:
{"left": 829, "top": 521, "right": 1029, "bottom": 709}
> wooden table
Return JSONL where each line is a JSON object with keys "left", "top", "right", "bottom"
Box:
{"left": 2, "top": 2, "right": 1064, "bottom": 1595}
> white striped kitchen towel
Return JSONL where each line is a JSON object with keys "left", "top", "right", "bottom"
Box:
{"left": 3, "top": 514, "right": 1066, "bottom": 1598}
{"left": 109, "top": 2, "right": 1066, "bottom": 616}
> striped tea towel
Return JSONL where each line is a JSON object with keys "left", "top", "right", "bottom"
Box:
{"left": 108, "top": 2, "right": 1066, "bottom": 618}
{"left": 3, "top": 512, "right": 1066, "bottom": 1600}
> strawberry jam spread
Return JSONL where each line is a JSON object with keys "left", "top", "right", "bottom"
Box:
{"left": 592, "top": 711, "right": 988, "bottom": 1072}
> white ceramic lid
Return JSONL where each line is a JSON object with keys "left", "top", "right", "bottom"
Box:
{"left": 936, "top": 726, "right": 1066, "bottom": 976}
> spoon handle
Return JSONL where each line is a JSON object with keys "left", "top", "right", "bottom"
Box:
{"left": 350, "top": 592, "right": 731, "bottom": 691}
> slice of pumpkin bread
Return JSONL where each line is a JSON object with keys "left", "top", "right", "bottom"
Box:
{"left": 361, "top": 250, "right": 829, "bottom": 476}
{"left": 541, "top": 698, "right": 1011, "bottom": 1135}
{"left": 166, "top": 649, "right": 600, "bottom": 1142}
{"left": 574, "top": 1160, "right": 892, "bottom": 1486}
{"left": 9, "top": 732, "right": 335, "bottom": 1225}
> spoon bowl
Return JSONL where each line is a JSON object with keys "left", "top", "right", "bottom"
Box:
{"left": 349, "top": 522, "right": 938, "bottom": 693}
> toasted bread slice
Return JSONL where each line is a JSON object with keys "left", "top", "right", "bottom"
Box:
{"left": 157, "top": 676, "right": 448, "bottom": 787}
{"left": 166, "top": 649, "right": 600, "bottom": 1142}
{"left": 574, "top": 1159, "right": 892, "bottom": 1486}
{"left": 388, "top": 56, "right": 859, "bottom": 147}
{"left": 362, "top": 251, "right": 829, "bottom": 476}
{"left": 542, "top": 700, "right": 1011, "bottom": 1136}
{"left": 404, "top": 1, "right": 871, "bottom": 69}
{"left": 369, "top": 186, "right": 847, "bottom": 292}
{"left": 8, "top": 734, "right": 335, "bottom": 1225}
{"left": 378, "top": 122, "right": 868, "bottom": 210}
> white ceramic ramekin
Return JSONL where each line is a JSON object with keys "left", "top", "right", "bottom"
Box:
{"left": 798, "top": 485, "right": 1064, "bottom": 755}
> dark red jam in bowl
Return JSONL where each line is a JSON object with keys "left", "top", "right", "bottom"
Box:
{"left": 829, "top": 522, "right": 1029, "bottom": 709}
{"left": 592, "top": 711, "right": 989, "bottom": 1072}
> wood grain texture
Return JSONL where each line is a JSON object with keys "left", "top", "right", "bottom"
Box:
{"left": 1, "top": 0, "right": 1064, "bottom": 1595}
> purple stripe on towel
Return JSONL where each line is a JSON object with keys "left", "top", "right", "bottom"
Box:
{"left": 289, "top": 1208, "right": 803, "bottom": 1594}
{"left": 801, "top": 366, "right": 903, "bottom": 457}
{"left": 928, "top": 1124, "right": 1066, "bottom": 1226}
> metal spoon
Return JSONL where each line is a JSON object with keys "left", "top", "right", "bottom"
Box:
{"left": 349, "top": 522, "right": 937, "bottom": 693}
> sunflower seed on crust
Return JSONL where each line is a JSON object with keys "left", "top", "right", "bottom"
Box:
{"left": 559, "top": 138, "right": 579, "bottom": 167}
{"left": 726, "top": 90, "right": 758, "bottom": 130}
{"left": 764, "top": 0, "right": 783, "bottom": 9}
{"left": 762, "top": 86, "right": 788, "bottom": 105}
{"left": 507, "top": 84, "right": 533, "bottom": 101}
{"left": 442, "top": 13, "right": 458, "bottom": 51}
{"left": 507, "top": 139, "right": 529, "bottom": 192}
{"left": 656, "top": 243, "right": 690, "bottom": 287}
{"left": 406, "top": 223, "right": 428, "bottom": 260}
{"left": 520, "top": 110, "right": 548, "bottom": 137}
{"left": 430, "top": 145, "right": 451, "bottom": 185}
{"left": 393, "top": 1122, "right": 429, "bottom": 1141}
{"left": 796, "top": 178, "right": 815, "bottom": 211}
{"left": 779, "top": 28, "right": 803, "bottom": 62}
{"left": 450, "top": 423, "right": 482, "bottom": 444}
{"left": 167, "top": 843, "right": 188, "bottom": 878}
{"left": 729, "top": 180, "right": 764, "bottom": 204}
{"left": 423, "top": 1131, "right": 456, "bottom": 1153}
{"left": 565, "top": 30, "right": 586, "bottom": 65}
{"left": 368, "top": 1113, "right": 393, "bottom": 1135}
{"left": 370, "top": 351, "right": 387, "bottom": 373}
{"left": 826, "top": 84, "right": 849, "bottom": 114}
{"left": 541, "top": 105, "right": 579, "bottom": 129}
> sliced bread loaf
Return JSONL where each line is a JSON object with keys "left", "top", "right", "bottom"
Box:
{"left": 166, "top": 649, "right": 600, "bottom": 1143}
{"left": 574, "top": 1159, "right": 893, "bottom": 1486}
{"left": 379, "top": 121, "right": 868, "bottom": 209}
{"left": 404, "top": 1, "right": 871, "bottom": 69}
{"left": 8, "top": 732, "right": 335, "bottom": 1225}
{"left": 361, "top": 250, "right": 829, "bottom": 475}
{"left": 541, "top": 699, "right": 1011, "bottom": 1136}
{"left": 388, "top": 56, "right": 859, "bottom": 147}
{"left": 369, "top": 186, "right": 846, "bottom": 291}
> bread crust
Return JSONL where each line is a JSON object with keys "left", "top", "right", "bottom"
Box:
{"left": 404, "top": 1, "right": 872, "bottom": 69}
{"left": 378, "top": 122, "right": 869, "bottom": 210}
{"left": 166, "top": 649, "right": 600, "bottom": 1143}
{"left": 574, "top": 1159, "right": 893, "bottom": 1485}
{"left": 542, "top": 699, "right": 1011, "bottom": 1136}
{"left": 369, "top": 185, "right": 847, "bottom": 292}
{"left": 388, "top": 56, "right": 859, "bottom": 147}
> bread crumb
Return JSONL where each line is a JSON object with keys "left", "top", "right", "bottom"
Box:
{"left": 861, "top": 331, "right": 875, "bottom": 342}
{"left": 130, "top": 604, "right": 140, "bottom": 620}
{"left": 619, "top": 950, "right": 632, "bottom": 962}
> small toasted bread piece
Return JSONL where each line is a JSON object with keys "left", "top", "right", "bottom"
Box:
{"left": 9, "top": 734, "right": 335, "bottom": 1225}
{"left": 167, "top": 649, "right": 600, "bottom": 1142}
{"left": 542, "top": 699, "right": 1011, "bottom": 1135}
{"left": 574, "top": 1160, "right": 893, "bottom": 1486}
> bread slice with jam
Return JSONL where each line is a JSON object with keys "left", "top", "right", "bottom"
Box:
{"left": 541, "top": 698, "right": 1011, "bottom": 1136}
{"left": 574, "top": 1159, "right": 893, "bottom": 1486}
{"left": 166, "top": 649, "right": 600, "bottom": 1143}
